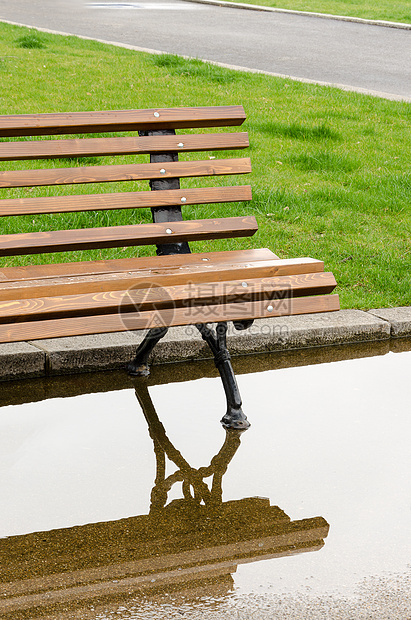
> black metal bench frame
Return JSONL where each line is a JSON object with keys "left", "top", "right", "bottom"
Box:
{"left": 127, "top": 128, "right": 249, "bottom": 429}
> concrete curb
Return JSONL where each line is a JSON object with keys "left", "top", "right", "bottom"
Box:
{"left": 182, "top": 0, "right": 411, "bottom": 30}
{"left": 1, "top": 307, "right": 409, "bottom": 382}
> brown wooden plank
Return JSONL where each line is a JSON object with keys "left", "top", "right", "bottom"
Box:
{"left": 0, "top": 216, "right": 257, "bottom": 256}
{"left": 0, "top": 106, "right": 246, "bottom": 138}
{"left": 0, "top": 295, "right": 340, "bottom": 343}
{"left": 0, "top": 258, "right": 324, "bottom": 301}
{"left": 0, "top": 273, "right": 337, "bottom": 321}
{"left": 0, "top": 248, "right": 277, "bottom": 283}
{"left": 0, "top": 185, "right": 252, "bottom": 217}
{"left": 0, "top": 158, "right": 251, "bottom": 189}
{"left": 0, "top": 133, "right": 249, "bottom": 161}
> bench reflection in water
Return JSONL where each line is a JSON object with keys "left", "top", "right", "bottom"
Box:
{"left": 0, "top": 379, "right": 329, "bottom": 620}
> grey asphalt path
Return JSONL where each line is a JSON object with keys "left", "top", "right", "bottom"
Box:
{"left": 0, "top": 0, "right": 410, "bottom": 100}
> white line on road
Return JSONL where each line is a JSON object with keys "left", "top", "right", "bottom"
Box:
{"left": 87, "top": 2, "right": 202, "bottom": 8}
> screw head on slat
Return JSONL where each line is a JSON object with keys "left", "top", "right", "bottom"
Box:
{"left": 178, "top": 142, "right": 184, "bottom": 148}
{"left": 160, "top": 168, "right": 166, "bottom": 174}
{"left": 267, "top": 305, "right": 274, "bottom": 312}
{"left": 154, "top": 112, "right": 160, "bottom": 117}
{"left": 166, "top": 228, "right": 173, "bottom": 234}
{"left": 242, "top": 282, "right": 248, "bottom": 288}
{"left": 181, "top": 197, "right": 187, "bottom": 203}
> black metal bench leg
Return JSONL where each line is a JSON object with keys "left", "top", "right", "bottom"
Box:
{"left": 127, "top": 327, "right": 168, "bottom": 376}
{"left": 196, "top": 322, "right": 250, "bottom": 431}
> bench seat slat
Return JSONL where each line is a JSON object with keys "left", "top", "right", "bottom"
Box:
{"left": 0, "top": 158, "right": 251, "bottom": 189}
{"left": 0, "top": 216, "right": 258, "bottom": 256}
{"left": 0, "top": 106, "right": 246, "bottom": 138}
{"left": 0, "top": 295, "right": 340, "bottom": 343}
{"left": 0, "top": 248, "right": 278, "bottom": 283}
{"left": 0, "top": 185, "right": 252, "bottom": 217}
{"left": 0, "top": 273, "right": 337, "bottom": 321}
{"left": 0, "top": 133, "right": 249, "bottom": 162}
{"left": 0, "top": 258, "right": 325, "bottom": 301}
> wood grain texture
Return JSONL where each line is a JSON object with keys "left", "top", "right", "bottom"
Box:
{"left": 0, "top": 248, "right": 278, "bottom": 283}
{"left": 0, "top": 106, "right": 246, "bottom": 138}
{"left": 0, "top": 295, "right": 340, "bottom": 342}
{"left": 0, "top": 185, "right": 252, "bottom": 217}
{"left": 0, "top": 273, "right": 337, "bottom": 321}
{"left": 0, "top": 216, "right": 258, "bottom": 256}
{"left": 0, "top": 258, "right": 324, "bottom": 300}
{"left": 0, "top": 158, "right": 251, "bottom": 189}
{"left": 0, "top": 133, "right": 249, "bottom": 161}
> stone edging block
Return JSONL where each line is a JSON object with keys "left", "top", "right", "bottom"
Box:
{"left": 27, "top": 331, "right": 146, "bottom": 376}
{"left": 368, "top": 307, "right": 411, "bottom": 337}
{"left": 226, "top": 309, "right": 390, "bottom": 355}
{"left": 0, "top": 342, "right": 45, "bottom": 381}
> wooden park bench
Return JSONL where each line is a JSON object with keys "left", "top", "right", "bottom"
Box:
{"left": 0, "top": 105, "right": 339, "bottom": 428}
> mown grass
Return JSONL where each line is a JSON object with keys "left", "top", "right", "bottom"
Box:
{"left": 0, "top": 23, "right": 410, "bottom": 309}
{"left": 222, "top": 0, "right": 411, "bottom": 24}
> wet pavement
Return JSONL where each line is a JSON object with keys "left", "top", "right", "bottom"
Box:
{"left": 1, "top": 339, "right": 411, "bottom": 619}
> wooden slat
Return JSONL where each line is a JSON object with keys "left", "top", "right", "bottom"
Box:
{"left": 0, "top": 216, "right": 258, "bottom": 256}
{"left": 0, "top": 133, "right": 249, "bottom": 161}
{"left": 0, "top": 273, "right": 337, "bottom": 321}
{"left": 0, "top": 106, "right": 246, "bottom": 138}
{"left": 0, "top": 158, "right": 251, "bottom": 189}
{"left": 0, "top": 185, "right": 252, "bottom": 217}
{"left": 0, "top": 248, "right": 278, "bottom": 283}
{"left": 0, "top": 295, "right": 340, "bottom": 343}
{"left": 0, "top": 258, "right": 324, "bottom": 301}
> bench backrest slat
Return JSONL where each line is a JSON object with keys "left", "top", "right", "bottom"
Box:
{"left": 0, "top": 106, "right": 246, "bottom": 138}
{"left": 0, "top": 185, "right": 253, "bottom": 217}
{"left": 0, "top": 158, "right": 251, "bottom": 189}
{"left": 0, "top": 216, "right": 258, "bottom": 256}
{"left": 0, "top": 105, "right": 253, "bottom": 260}
{"left": 0, "top": 133, "right": 249, "bottom": 161}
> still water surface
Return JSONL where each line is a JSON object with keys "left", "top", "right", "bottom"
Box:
{"left": 1, "top": 341, "right": 410, "bottom": 619}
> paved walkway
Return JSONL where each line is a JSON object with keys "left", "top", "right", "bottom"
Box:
{"left": 0, "top": 0, "right": 410, "bottom": 99}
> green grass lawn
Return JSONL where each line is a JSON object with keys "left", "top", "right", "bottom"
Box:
{"left": 221, "top": 0, "right": 411, "bottom": 24}
{"left": 0, "top": 23, "right": 410, "bottom": 310}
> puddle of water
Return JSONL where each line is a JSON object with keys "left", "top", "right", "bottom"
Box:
{"left": 0, "top": 341, "right": 410, "bottom": 619}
